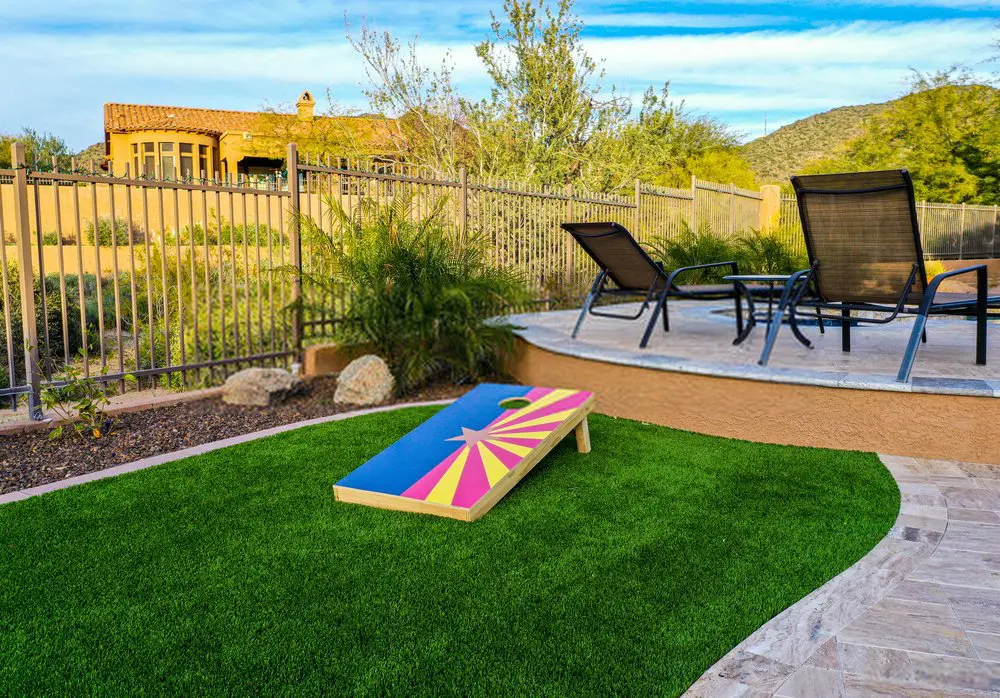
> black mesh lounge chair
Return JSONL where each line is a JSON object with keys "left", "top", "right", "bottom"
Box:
{"left": 562, "top": 221, "right": 749, "bottom": 348}
{"left": 758, "top": 169, "right": 999, "bottom": 381}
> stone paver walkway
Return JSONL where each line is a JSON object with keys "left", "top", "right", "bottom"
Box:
{"left": 686, "top": 455, "right": 1000, "bottom": 697}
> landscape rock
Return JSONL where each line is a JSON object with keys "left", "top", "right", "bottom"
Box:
{"left": 334, "top": 355, "right": 395, "bottom": 406}
{"left": 222, "top": 368, "right": 304, "bottom": 407}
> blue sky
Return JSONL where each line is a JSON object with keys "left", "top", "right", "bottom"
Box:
{"left": 1, "top": 0, "right": 997, "bottom": 150}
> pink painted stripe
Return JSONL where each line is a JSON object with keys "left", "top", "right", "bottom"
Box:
{"left": 492, "top": 418, "right": 564, "bottom": 434}
{"left": 492, "top": 391, "right": 591, "bottom": 431}
{"left": 481, "top": 440, "right": 523, "bottom": 469}
{"left": 451, "top": 445, "right": 489, "bottom": 508}
{"left": 401, "top": 446, "right": 465, "bottom": 500}
{"left": 521, "top": 387, "right": 553, "bottom": 402}
{"left": 488, "top": 435, "right": 545, "bottom": 447}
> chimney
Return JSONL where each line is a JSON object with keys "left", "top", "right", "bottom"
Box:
{"left": 296, "top": 90, "right": 316, "bottom": 121}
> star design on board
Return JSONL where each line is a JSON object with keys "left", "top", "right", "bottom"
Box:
{"left": 446, "top": 426, "right": 494, "bottom": 447}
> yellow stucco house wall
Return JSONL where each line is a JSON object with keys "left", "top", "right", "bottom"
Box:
{"left": 103, "top": 91, "right": 391, "bottom": 180}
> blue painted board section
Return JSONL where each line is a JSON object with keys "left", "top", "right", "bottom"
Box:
{"left": 336, "top": 383, "right": 533, "bottom": 496}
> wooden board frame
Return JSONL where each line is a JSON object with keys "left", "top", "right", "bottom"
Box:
{"left": 333, "top": 394, "right": 595, "bottom": 522}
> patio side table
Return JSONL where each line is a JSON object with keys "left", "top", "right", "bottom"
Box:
{"left": 723, "top": 273, "right": 815, "bottom": 356}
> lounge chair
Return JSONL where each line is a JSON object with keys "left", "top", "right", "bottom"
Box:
{"left": 561, "top": 221, "right": 748, "bottom": 348}
{"left": 758, "top": 169, "right": 999, "bottom": 381}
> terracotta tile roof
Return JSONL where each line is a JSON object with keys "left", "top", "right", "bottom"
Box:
{"left": 104, "top": 103, "right": 266, "bottom": 135}
{"left": 103, "top": 102, "right": 397, "bottom": 151}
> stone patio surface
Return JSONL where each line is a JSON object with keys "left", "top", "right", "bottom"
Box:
{"left": 686, "top": 454, "right": 1000, "bottom": 697}
{"left": 512, "top": 301, "right": 1000, "bottom": 395}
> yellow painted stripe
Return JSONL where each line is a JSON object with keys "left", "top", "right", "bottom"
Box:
{"left": 477, "top": 443, "right": 511, "bottom": 487}
{"left": 425, "top": 448, "right": 469, "bottom": 505}
{"left": 491, "top": 408, "right": 577, "bottom": 433}
{"left": 489, "top": 431, "right": 556, "bottom": 440}
{"left": 484, "top": 438, "right": 533, "bottom": 457}
{"left": 491, "top": 389, "right": 575, "bottom": 428}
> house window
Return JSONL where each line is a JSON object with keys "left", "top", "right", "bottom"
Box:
{"left": 131, "top": 143, "right": 139, "bottom": 177}
{"left": 143, "top": 142, "right": 155, "bottom": 176}
{"left": 179, "top": 143, "right": 194, "bottom": 179}
{"left": 198, "top": 145, "right": 208, "bottom": 179}
{"left": 160, "top": 142, "right": 175, "bottom": 178}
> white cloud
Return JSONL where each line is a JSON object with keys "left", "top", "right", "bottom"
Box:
{"left": 0, "top": 11, "right": 996, "bottom": 148}
{"left": 579, "top": 12, "right": 794, "bottom": 29}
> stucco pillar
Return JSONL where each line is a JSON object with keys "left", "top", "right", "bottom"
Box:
{"left": 759, "top": 185, "right": 781, "bottom": 232}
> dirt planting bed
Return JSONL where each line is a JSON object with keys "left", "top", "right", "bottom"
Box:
{"left": 0, "top": 376, "right": 468, "bottom": 495}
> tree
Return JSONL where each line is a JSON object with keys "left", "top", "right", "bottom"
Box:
{"left": 466, "top": 0, "right": 629, "bottom": 185}
{"left": 0, "top": 128, "right": 72, "bottom": 170}
{"left": 804, "top": 70, "right": 1000, "bottom": 204}
{"left": 584, "top": 86, "right": 752, "bottom": 191}
{"left": 347, "top": 26, "right": 470, "bottom": 179}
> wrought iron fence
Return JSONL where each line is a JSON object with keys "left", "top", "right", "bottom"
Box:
{"left": 7, "top": 139, "right": 997, "bottom": 418}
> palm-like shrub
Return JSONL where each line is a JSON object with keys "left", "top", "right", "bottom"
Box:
{"left": 646, "top": 222, "right": 738, "bottom": 284}
{"left": 734, "top": 229, "right": 808, "bottom": 275}
{"left": 296, "top": 195, "right": 528, "bottom": 393}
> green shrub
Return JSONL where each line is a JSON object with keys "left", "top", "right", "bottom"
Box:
{"left": 0, "top": 263, "right": 98, "bottom": 382}
{"left": 733, "top": 229, "right": 808, "bottom": 275}
{"left": 85, "top": 217, "right": 144, "bottom": 246}
{"left": 647, "top": 222, "right": 739, "bottom": 284}
{"left": 293, "top": 195, "right": 528, "bottom": 393}
{"left": 174, "top": 221, "right": 284, "bottom": 246}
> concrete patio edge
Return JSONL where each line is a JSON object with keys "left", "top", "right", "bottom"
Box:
{"left": 0, "top": 399, "right": 455, "bottom": 506}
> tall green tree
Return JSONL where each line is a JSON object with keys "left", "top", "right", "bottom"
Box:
{"left": 466, "top": 0, "right": 628, "bottom": 185}
{"left": 347, "top": 0, "right": 752, "bottom": 191}
{"left": 0, "top": 128, "right": 72, "bottom": 170}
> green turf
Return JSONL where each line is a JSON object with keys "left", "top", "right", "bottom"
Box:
{"left": 0, "top": 408, "right": 898, "bottom": 695}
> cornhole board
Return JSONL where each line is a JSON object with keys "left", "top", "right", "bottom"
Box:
{"left": 334, "top": 384, "right": 595, "bottom": 521}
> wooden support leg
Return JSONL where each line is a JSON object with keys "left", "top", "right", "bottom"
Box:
{"left": 574, "top": 417, "right": 591, "bottom": 454}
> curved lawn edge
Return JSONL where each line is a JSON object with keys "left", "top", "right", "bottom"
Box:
{"left": 0, "top": 399, "right": 456, "bottom": 507}
{"left": 685, "top": 453, "right": 943, "bottom": 697}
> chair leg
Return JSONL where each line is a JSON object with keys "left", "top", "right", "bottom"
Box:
{"left": 758, "top": 287, "right": 795, "bottom": 366}
{"left": 641, "top": 292, "right": 669, "bottom": 349}
{"left": 573, "top": 272, "right": 605, "bottom": 339}
{"left": 572, "top": 292, "right": 595, "bottom": 339}
{"left": 841, "top": 307, "right": 851, "bottom": 352}
{"left": 734, "top": 291, "right": 744, "bottom": 338}
{"left": 921, "top": 329, "right": 927, "bottom": 344}
{"left": 816, "top": 306, "right": 825, "bottom": 334}
{"left": 977, "top": 274, "right": 987, "bottom": 365}
{"left": 897, "top": 312, "right": 930, "bottom": 382}
{"left": 662, "top": 299, "right": 670, "bottom": 332}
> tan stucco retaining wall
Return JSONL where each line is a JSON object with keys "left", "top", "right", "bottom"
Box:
{"left": 508, "top": 338, "right": 1000, "bottom": 462}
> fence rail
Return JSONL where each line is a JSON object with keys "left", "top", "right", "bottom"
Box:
{"left": 4, "top": 141, "right": 999, "bottom": 418}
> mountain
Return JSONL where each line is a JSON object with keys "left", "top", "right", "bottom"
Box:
{"left": 75, "top": 142, "right": 105, "bottom": 166}
{"left": 742, "top": 101, "right": 892, "bottom": 184}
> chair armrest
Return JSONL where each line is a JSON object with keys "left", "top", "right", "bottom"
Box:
{"left": 665, "top": 260, "right": 740, "bottom": 289}
{"left": 923, "top": 263, "right": 988, "bottom": 302}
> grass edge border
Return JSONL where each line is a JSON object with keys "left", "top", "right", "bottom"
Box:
{"left": 0, "top": 398, "right": 457, "bottom": 506}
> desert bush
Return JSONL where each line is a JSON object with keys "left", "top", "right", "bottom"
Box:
{"left": 647, "top": 222, "right": 739, "bottom": 284}
{"left": 175, "top": 221, "right": 284, "bottom": 246}
{"left": 41, "top": 231, "right": 76, "bottom": 246}
{"left": 733, "top": 229, "right": 808, "bottom": 275}
{"left": 85, "top": 217, "right": 145, "bottom": 246}
{"left": 0, "top": 264, "right": 98, "bottom": 381}
{"left": 290, "top": 194, "right": 528, "bottom": 392}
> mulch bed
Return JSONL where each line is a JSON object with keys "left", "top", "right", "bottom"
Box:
{"left": 0, "top": 376, "right": 470, "bottom": 496}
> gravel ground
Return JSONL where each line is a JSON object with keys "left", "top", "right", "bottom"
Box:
{"left": 0, "top": 376, "right": 470, "bottom": 495}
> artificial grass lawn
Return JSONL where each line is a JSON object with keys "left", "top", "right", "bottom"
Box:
{"left": 0, "top": 408, "right": 898, "bottom": 695}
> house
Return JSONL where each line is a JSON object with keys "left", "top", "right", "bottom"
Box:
{"left": 103, "top": 91, "right": 392, "bottom": 180}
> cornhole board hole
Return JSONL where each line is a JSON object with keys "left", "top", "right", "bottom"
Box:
{"left": 334, "top": 384, "right": 595, "bottom": 521}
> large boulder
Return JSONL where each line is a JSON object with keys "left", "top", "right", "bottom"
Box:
{"left": 222, "top": 367, "right": 304, "bottom": 407}
{"left": 334, "top": 355, "right": 395, "bottom": 406}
